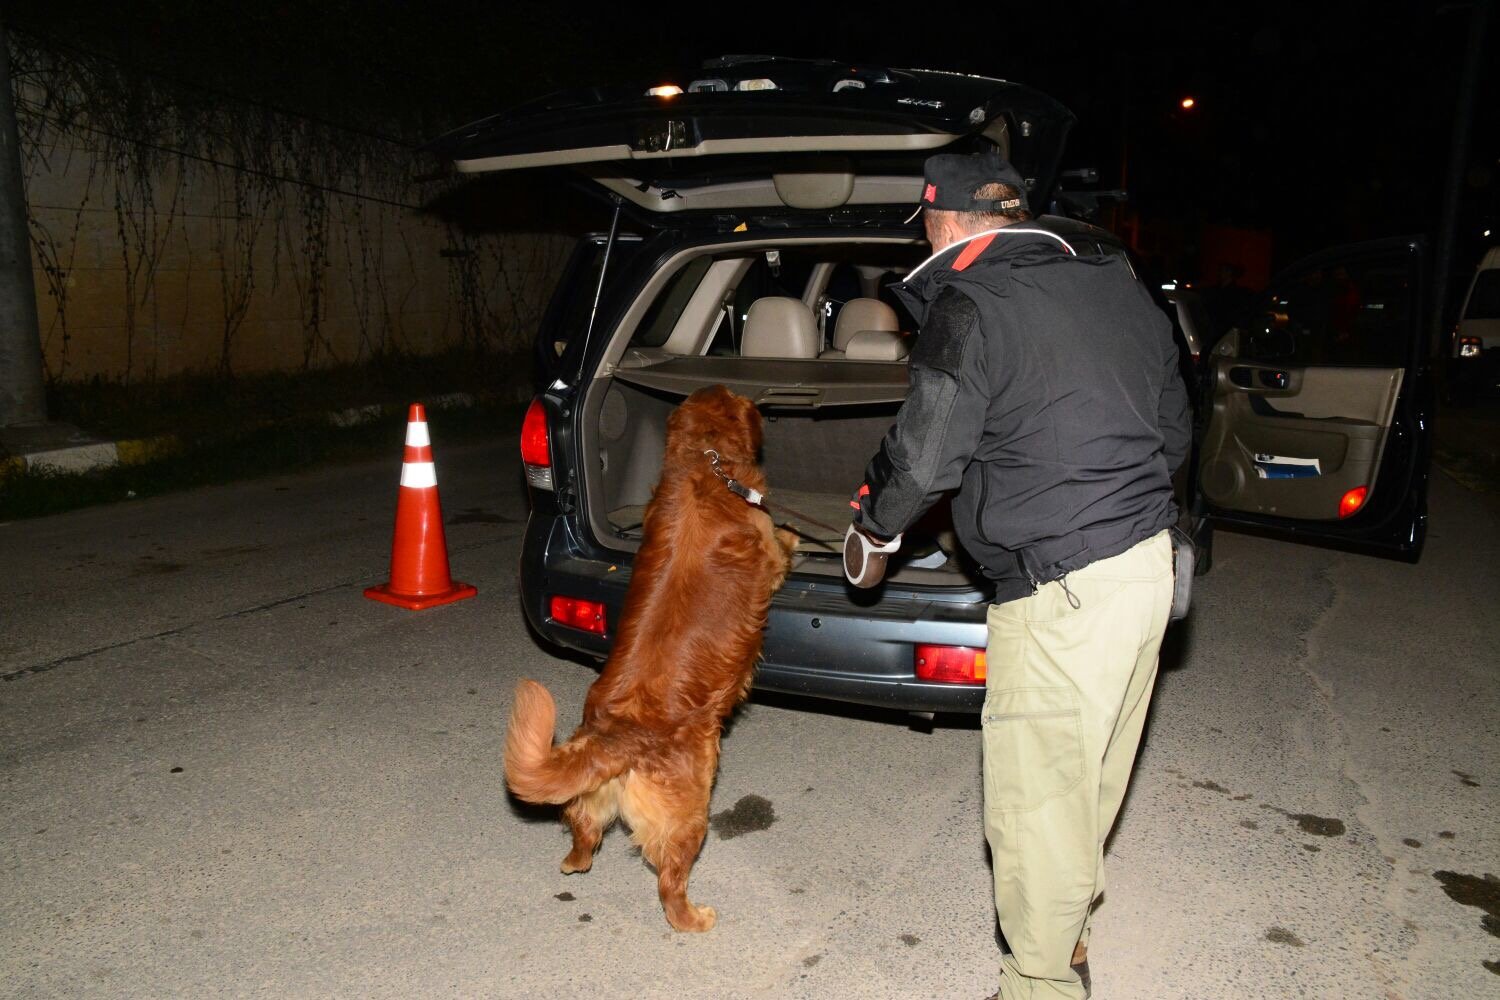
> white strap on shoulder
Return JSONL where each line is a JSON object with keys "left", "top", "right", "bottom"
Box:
{"left": 904, "top": 227, "right": 1078, "bottom": 282}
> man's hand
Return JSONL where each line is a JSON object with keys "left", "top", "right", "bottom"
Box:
{"left": 844, "top": 521, "right": 902, "bottom": 589}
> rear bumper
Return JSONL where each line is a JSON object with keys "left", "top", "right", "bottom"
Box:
{"left": 519, "top": 512, "right": 991, "bottom": 713}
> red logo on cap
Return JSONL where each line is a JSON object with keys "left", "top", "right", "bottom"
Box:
{"left": 923, "top": 183, "right": 937, "bottom": 203}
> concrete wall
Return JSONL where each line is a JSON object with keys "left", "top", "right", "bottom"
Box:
{"left": 16, "top": 81, "right": 571, "bottom": 384}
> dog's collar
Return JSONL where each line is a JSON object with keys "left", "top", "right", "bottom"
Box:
{"left": 703, "top": 449, "right": 764, "bottom": 507}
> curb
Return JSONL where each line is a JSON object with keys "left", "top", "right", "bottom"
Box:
{"left": 0, "top": 433, "right": 186, "bottom": 478}
{"left": 2, "top": 382, "right": 535, "bottom": 480}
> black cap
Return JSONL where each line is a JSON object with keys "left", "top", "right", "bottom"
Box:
{"left": 906, "top": 152, "right": 1028, "bottom": 221}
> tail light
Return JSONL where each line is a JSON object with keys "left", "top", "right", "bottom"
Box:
{"left": 1458, "top": 336, "right": 1483, "bottom": 358}
{"left": 521, "top": 398, "right": 554, "bottom": 490}
{"left": 1338, "top": 486, "right": 1368, "bottom": 519}
{"left": 914, "top": 644, "right": 987, "bottom": 684}
{"left": 548, "top": 595, "right": 606, "bottom": 635}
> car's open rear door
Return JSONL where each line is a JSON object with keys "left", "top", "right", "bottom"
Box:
{"left": 1195, "top": 237, "right": 1432, "bottom": 560}
{"left": 424, "top": 57, "right": 1074, "bottom": 223}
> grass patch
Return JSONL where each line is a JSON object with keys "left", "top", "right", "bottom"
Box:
{"left": 42, "top": 348, "right": 530, "bottom": 442}
{"left": 1, "top": 402, "right": 523, "bottom": 521}
{"left": 1433, "top": 444, "right": 1500, "bottom": 494}
{"left": 2, "top": 348, "right": 534, "bottom": 520}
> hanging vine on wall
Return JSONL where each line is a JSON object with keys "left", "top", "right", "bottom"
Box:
{"left": 6, "top": 28, "right": 570, "bottom": 385}
{"left": 296, "top": 182, "right": 332, "bottom": 369}
{"left": 213, "top": 163, "right": 277, "bottom": 375}
{"left": 340, "top": 182, "right": 384, "bottom": 363}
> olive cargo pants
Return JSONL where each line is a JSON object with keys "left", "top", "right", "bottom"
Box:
{"left": 983, "top": 530, "right": 1173, "bottom": 1000}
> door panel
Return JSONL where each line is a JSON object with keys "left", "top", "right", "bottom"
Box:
{"left": 1193, "top": 236, "right": 1431, "bottom": 558}
{"left": 1198, "top": 350, "right": 1401, "bottom": 520}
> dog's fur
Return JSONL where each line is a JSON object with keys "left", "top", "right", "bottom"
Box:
{"left": 505, "top": 385, "right": 797, "bottom": 932}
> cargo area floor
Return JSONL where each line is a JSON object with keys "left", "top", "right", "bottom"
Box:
{"left": 608, "top": 488, "right": 848, "bottom": 551}
{"left": 607, "top": 488, "right": 962, "bottom": 577}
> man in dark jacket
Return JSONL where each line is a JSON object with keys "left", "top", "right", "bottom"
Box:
{"left": 848, "top": 152, "right": 1192, "bottom": 1000}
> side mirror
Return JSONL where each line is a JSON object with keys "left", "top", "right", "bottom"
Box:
{"left": 1211, "top": 330, "right": 1240, "bottom": 358}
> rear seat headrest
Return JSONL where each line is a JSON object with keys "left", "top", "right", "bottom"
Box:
{"left": 832, "top": 298, "right": 899, "bottom": 352}
{"left": 742, "top": 297, "right": 819, "bottom": 359}
{"left": 844, "top": 329, "right": 910, "bottom": 362}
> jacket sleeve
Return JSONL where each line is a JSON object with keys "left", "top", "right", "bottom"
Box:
{"left": 1158, "top": 331, "right": 1193, "bottom": 476}
{"left": 857, "top": 287, "right": 988, "bottom": 539}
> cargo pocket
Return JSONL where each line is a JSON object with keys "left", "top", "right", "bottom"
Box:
{"left": 981, "top": 686, "right": 1084, "bottom": 813}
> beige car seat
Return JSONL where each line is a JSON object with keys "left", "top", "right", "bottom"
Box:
{"left": 820, "top": 298, "right": 900, "bottom": 358}
{"left": 844, "top": 329, "right": 910, "bottom": 361}
{"left": 742, "top": 297, "right": 820, "bottom": 358}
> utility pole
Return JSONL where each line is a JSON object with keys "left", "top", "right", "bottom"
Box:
{"left": 1431, "top": 0, "right": 1492, "bottom": 356}
{"left": 0, "top": 16, "right": 46, "bottom": 427}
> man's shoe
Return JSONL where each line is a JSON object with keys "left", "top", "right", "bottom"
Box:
{"left": 983, "top": 956, "right": 1091, "bottom": 1000}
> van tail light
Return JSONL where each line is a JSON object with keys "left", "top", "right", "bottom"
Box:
{"left": 521, "top": 398, "right": 554, "bottom": 490}
{"left": 1458, "top": 336, "right": 1483, "bottom": 358}
{"left": 914, "top": 644, "right": 987, "bottom": 684}
{"left": 1338, "top": 486, "right": 1368, "bottom": 519}
{"left": 548, "top": 595, "right": 606, "bottom": 635}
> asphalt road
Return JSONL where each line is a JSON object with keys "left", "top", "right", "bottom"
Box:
{"left": 2, "top": 435, "right": 1497, "bottom": 999}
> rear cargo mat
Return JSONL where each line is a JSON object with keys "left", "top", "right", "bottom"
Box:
{"left": 608, "top": 488, "right": 847, "bottom": 550}
{"left": 757, "top": 488, "right": 852, "bottom": 549}
{"left": 609, "top": 489, "right": 956, "bottom": 567}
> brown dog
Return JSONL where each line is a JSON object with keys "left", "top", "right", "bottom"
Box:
{"left": 505, "top": 385, "right": 797, "bottom": 932}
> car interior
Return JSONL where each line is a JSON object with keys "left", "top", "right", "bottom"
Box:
{"left": 581, "top": 238, "right": 988, "bottom": 588}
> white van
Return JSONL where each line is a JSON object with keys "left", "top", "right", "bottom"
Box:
{"left": 1450, "top": 246, "right": 1500, "bottom": 400}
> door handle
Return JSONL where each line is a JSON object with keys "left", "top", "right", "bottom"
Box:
{"left": 1258, "top": 369, "right": 1289, "bottom": 390}
{"left": 756, "top": 387, "right": 821, "bottom": 408}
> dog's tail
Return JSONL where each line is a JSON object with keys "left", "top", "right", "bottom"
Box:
{"left": 504, "top": 679, "right": 634, "bottom": 804}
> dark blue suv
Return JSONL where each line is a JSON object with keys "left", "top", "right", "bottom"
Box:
{"left": 429, "top": 56, "right": 1432, "bottom": 712}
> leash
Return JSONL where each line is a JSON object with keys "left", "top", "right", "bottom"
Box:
{"left": 703, "top": 450, "right": 847, "bottom": 538}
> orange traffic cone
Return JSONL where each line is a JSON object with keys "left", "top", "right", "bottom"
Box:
{"left": 364, "top": 404, "right": 477, "bottom": 610}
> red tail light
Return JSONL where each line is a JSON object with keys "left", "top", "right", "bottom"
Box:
{"left": 548, "top": 595, "right": 606, "bottom": 635}
{"left": 521, "top": 398, "right": 554, "bottom": 490}
{"left": 915, "top": 644, "right": 987, "bottom": 684}
{"left": 1338, "top": 486, "right": 1368, "bottom": 519}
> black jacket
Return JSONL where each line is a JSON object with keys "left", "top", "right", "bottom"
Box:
{"left": 857, "top": 227, "right": 1193, "bottom": 602}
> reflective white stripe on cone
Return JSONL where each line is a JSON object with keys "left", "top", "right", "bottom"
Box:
{"left": 401, "top": 462, "right": 438, "bottom": 489}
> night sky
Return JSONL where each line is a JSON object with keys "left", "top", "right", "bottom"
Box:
{"left": 521, "top": 0, "right": 1497, "bottom": 268}
{"left": 10, "top": 0, "right": 1497, "bottom": 275}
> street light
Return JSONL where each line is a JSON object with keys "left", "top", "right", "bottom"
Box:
{"left": 1180, "top": 96, "right": 1197, "bottom": 110}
